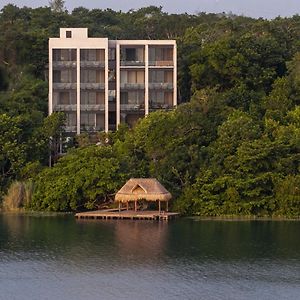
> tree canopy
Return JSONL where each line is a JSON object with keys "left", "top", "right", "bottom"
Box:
{"left": 0, "top": 4, "right": 299, "bottom": 216}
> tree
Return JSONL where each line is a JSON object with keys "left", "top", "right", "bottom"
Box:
{"left": 0, "top": 114, "right": 27, "bottom": 197}
{"left": 49, "top": 0, "right": 66, "bottom": 13}
{"left": 31, "top": 146, "right": 128, "bottom": 211}
{"left": 41, "top": 112, "right": 66, "bottom": 166}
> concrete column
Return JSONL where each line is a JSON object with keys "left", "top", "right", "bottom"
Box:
{"left": 104, "top": 45, "right": 109, "bottom": 132}
{"left": 173, "top": 43, "right": 177, "bottom": 106}
{"left": 145, "top": 44, "right": 149, "bottom": 116}
{"left": 116, "top": 43, "right": 120, "bottom": 128}
{"left": 76, "top": 47, "right": 81, "bottom": 135}
{"left": 49, "top": 45, "right": 53, "bottom": 115}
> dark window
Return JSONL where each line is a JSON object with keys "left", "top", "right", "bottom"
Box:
{"left": 125, "top": 48, "right": 136, "bottom": 61}
{"left": 66, "top": 31, "right": 72, "bottom": 38}
{"left": 53, "top": 49, "right": 61, "bottom": 61}
{"left": 109, "top": 112, "right": 116, "bottom": 125}
{"left": 121, "top": 92, "right": 128, "bottom": 104}
{"left": 53, "top": 70, "right": 61, "bottom": 82}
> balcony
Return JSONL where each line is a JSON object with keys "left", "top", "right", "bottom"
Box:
{"left": 80, "top": 125, "right": 104, "bottom": 132}
{"left": 80, "top": 83, "right": 105, "bottom": 90}
{"left": 64, "top": 125, "right": 77, "bottom": 132}
{"left": 109, "top": 124, "right": 116, "bottom": 131}
{"left": 120, "top": 83, "right": 145, "bottom": 89}
{"left": 80, "top": 61, "right": 105, "bottom": 68}
{"left": 120, "top": 104, "right": 145, "bottom": 111}
{"left": 80, "top": 104, "right": 105, "bottom": 111}
{"left": 53, "top": 61, "right": 76, "bottom": 69}
{"left": 120, "top": 61, "right": 145, "bottom": 67}
{"left": 149, "top": 83, "right": 173, "bottom": 90}
{"left": 149, "top": 103, "right": 173, "bottom": 110}
{"left": 53, "top": 104, "right": 77, "bottom": 111}
{"left": 53, "top": 83, "right": 77, "bottom": 90}
{"left": 149, "top": 60, "right": 173, "bottom": 67}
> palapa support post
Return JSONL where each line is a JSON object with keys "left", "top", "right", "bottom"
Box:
{"left": 166, "top": 201, "right": 169, "bottom": 212}
{"left": 134, "top": 201, "right": 137, "bottom": 212}
{"left": 158, "top": 200, "right": 161, "bottom": 214}
{"left": 126, "top": 201, "right": 129, "bottom": 211}
{"left": 118, "top": 201, "right": 121, "bottom": 212}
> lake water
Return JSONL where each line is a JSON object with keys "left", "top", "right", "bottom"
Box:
{"left": 0, "top": 214, "right": 299, "bottom": 300}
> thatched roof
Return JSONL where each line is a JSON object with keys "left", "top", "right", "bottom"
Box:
{"left": 115, "top": 178, "right": 172, "bottom": 202}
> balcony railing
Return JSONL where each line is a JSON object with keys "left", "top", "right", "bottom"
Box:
{"left": 53, "top": 83, "right": 77, "bottom": 90}
{"left": 149, "top": 60, "right": 173, "bottom": 67}
{"left": 53, "top": 61, "right": 76, "bottom": 68}
{"left": 120, "top": 83, "right": 145, "bottom": 89}
{"left": 80, "top": 104, "right": 105, "bottom": 111}
{"left": 64, "top": 125, "right": 77, "bottom": 132}
{"left": 120, "top": 61, "right": 145, "bottom": 66}
{"left": 149, "top": 83, "right": 173, "bottom": 90}
{"left": 80, "top": 83, "right": 105, "bottom": 90}
{"left": 53, "top": 104, "right": 77, "bottom": 111}
{"left": 80, "top": 61, "right": 105, "bottom": 68}
{"left": 149, "top": 103, "right": 173, "bottom": 109}
{"left": 108, "top": 124, "right": 117, "bottom": 131}
{"left": 120, "top": 104, "right": 145, "bottom": 111}
{"left": 80, "top": 125, "right": 105, "bottom": 132}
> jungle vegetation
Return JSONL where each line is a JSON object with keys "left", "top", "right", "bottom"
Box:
{"left": 0, "top": 3, "right": 299, "bottom": 216}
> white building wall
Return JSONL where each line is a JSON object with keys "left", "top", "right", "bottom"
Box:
{"left": 49, "top": 28, "right": 177, "bottom": 133}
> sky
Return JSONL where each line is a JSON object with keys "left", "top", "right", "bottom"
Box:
{"left": 0, "top": 0, "right": 300, "bottom": 19}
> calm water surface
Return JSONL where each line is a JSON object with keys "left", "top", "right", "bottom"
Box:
{"left": 0, "top": 214, "right": 299, "bottom": 300}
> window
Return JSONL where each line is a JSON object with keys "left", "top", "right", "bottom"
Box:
{"left": 149, "top": 70, "right": 164, "bottom": 83}
{"left": 58, "top": 69, "right": 76, "bottom": 83}
{"left": 53, "top": 70, "right": 61, "bottom": 83}
{"left": 81, "top": 112, "right": 95, "bottom": 127}
{"left": 53, "top": 49, "right": 61, "bottom": 61}
{"left": 66, "top": 31, "right": 72, "bottom": 38}
{"left": 59, "top": 92, "right": 69, "bottom": 105}
{"left": 128, "top": 91, "right": 144, "bottom": 104}
{"left": 53, "top": 49, "right": 76, "bottom": 61}
{"left": 121, "top": 91, "right": 144, "bottom": 105}
{"left": 81, "top": 92, "right": 98, "bottom": 105}
{"left": 66, "top": 113, "right": 76, "bottom": 126}
{"left": 126, "top": 48, "right": 136, "bottom": 61}
{"left": 121, "top": 92, "right": 128, "bottom": 104}
{"left": 150, "top": 91, "right": 164, "bottom": 104}
{"left": 81, "top": 49, "right": 104, "bottom": 62}
{"left": 121, "top": 70, "right": 144, "bottom": 84}
{"left": 149, "top": 46, "right": 173, "bottom": 63}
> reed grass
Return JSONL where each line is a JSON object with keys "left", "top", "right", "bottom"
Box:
{"left": 2, "top": 181, "right": 33, "bottom": 211}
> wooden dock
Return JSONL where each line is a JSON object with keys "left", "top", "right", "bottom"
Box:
{"left": 75, "top": 209, "right": 179, "bottom": 221}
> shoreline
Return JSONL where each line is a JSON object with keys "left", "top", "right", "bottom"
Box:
{"left": 187, "top": 215, "right": 300, "bottom": 221}
{"left": 0, "top": 210, "right": 299, "bottom": 221}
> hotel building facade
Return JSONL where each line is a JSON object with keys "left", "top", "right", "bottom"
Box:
{"left": 49, "top": 28, "right": 177, "bottom": 134}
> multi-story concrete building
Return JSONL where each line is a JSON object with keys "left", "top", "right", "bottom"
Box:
{"left": 49, "top": 28, "right": 177, "bottom": 135}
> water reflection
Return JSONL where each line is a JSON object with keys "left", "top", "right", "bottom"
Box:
{"left": 0, "top": 214, "right": 300, "bottom": 300}
{"left": 114, "top": 221, "right": 167, "bottom": 258}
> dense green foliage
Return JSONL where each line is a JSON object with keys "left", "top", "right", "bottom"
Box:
{"left": 0, "top": 4, "right": 299, "bottom": 216}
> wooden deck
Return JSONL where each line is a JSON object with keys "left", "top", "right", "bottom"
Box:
{"left": 75, "top": 209, "right": 180, "bottom": 221}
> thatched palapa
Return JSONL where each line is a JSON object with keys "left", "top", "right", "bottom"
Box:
{"left": 75, "top": 178, "right": 177, "bottom": 219}
{"left": 115, "top": 178, "right": 172, "bottom": 202}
